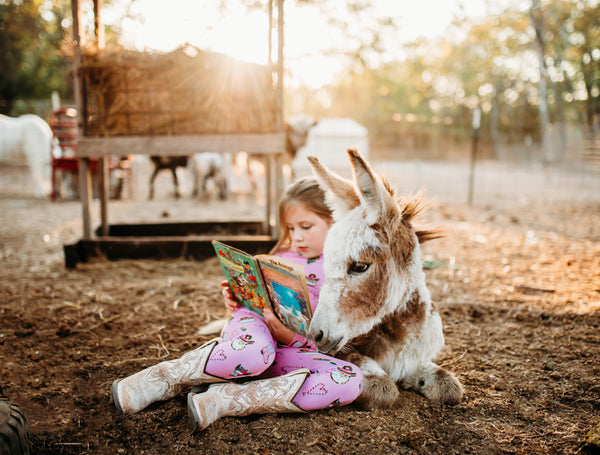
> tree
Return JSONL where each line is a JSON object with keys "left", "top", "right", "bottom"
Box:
{"left": 530, "top": 0, "right": 552, "bottom": 165}
{"left": 540, "top": 0, "right": 600, "bottom": 130}
{"left": 0, "top": 0, "right": 73, "bottom": 115}
{"left": 0, "top": 0, "right": 125, "bottom": 116}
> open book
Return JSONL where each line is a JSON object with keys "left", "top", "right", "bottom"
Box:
{"left": 212, "top": 240, "right": 313, "bottom": 338}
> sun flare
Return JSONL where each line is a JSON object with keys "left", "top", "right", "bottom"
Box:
{"left": 115, "top": 1, "right": 270, "bottom": 65}
{"left": 104, "top": 0, "right": 501, "bottom": 89}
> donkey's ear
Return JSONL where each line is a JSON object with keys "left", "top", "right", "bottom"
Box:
{"left": 307, "top": 155, "right": 360, "bottom": 220}
{"left": 347, "top": 147, "right": 398, "bottom": 225}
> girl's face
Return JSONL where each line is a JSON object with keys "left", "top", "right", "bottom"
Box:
{"left": 285, "top": 203, "right": 331, "bottom": 259}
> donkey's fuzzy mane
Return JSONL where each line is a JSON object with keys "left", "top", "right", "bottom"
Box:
{"left": 380, "top": 176, "right": 443, "bottom": 245}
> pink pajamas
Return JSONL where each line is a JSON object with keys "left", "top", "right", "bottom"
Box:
{"left": 205, "top": 307, "right": 363, "bottom": 411}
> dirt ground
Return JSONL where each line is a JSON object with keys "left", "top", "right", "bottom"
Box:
{"left": 0, "top": 154, "right": 599, "bottom": 454}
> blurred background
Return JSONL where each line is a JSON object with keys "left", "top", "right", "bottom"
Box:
{"left": 1, "top": 0, "right": 598, "bottom": 173}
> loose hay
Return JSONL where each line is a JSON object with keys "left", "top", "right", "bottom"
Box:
{"left": 80, "top": 45, "right": 281, "bottom": 136}
{"left": 1, "top": 162, "right": 599, "bottom": 454}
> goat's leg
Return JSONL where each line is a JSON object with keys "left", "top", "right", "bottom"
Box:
{"left": 170, "top": 167, "right": 181, "bottom": 198}
{"left": 189, "top": 158, "right": 199, "bottom": 197}
{"left": 201, "top": 174, "right": 209, "bottom": 197}
{"left": 191, "top": 170, "right": 199, "bottom": 197}
{"left": 217, "top": 175, "right": 228, "bottom": 200}
{"left": 148, "top": 167, "right": 160, "bottom": 200}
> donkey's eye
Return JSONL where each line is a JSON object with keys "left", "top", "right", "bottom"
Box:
{"left": 348, "top": 262, "right": 370, "bottom": 275}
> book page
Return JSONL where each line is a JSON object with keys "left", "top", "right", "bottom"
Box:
{"left": 257, "top": 255, "right": 312, "bottom": 337}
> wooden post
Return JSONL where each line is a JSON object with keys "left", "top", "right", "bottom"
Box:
{"left": 93, "top": 0, "right": 105, "bottom": 49}
{"left": 264, "top": 155, "right": 272, "bottom": 236}
{"left": 268, "top": 0, "right": 273, "bottom": 65}
{"left": 99, "top": 157, "right": 109, "bottom": 236}
{"left": 71, "top": 0, "right": 93, "bottom": 239}
{"left": 272, "top": 0, "right": 284, "bottom": 239}
{"left": 93, "top": 0, "right": 109, "bottom": 236}
{"left": 468, "top": 107, "right": 481, "bottom": 206}
{"left": 71, "top": 0, "right": 83, "bottom": 131}
{"left": 273, "top": 152, "right": 283, "bottom": 237}
{"left": 276, "top": 0, "right": 284, "bottom": 131}
{"left": 77, "top": 158, "right": 93, "bottom": 238}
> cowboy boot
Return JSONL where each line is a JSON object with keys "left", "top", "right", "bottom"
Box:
{"left": 187, "top": 368, "right": 310, "bottom": 432}
{"left": 112, "top": 338, "right": 226, "bottom": 414}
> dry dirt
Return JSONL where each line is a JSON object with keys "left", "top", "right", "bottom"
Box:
{"left": 0, "top": 156, "right": 599, "bottom": 454}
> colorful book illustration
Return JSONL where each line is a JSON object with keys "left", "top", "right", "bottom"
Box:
{"left": 212, "top": 240, "right": 313, "bottom": 338}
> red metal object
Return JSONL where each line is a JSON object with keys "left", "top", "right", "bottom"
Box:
{"left": 49, "top": 106, "right": 91, "bottom": 200}
{"left": 49, "top": 106, "right": 128, "bottom": 200}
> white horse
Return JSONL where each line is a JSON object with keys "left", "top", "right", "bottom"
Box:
{"left": 0, "top": 114, "right": 53, "bottom": 196}
{"left": 307, "top": 148, "right": 463, "bottom": 409}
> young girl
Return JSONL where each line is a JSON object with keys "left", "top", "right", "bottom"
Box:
{"left": 112, "top": 177, "right": 363, "bottom": 431}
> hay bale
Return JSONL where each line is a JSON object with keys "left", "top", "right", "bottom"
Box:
{"left": 80, "top": 45, "right": 280, "bottom": 137}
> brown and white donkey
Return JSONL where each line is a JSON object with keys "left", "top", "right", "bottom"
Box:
{"left": 307, "top": 148, "right": 463, "bottom": 409}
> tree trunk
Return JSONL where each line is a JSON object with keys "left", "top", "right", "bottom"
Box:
{"left": 530, "top": 0, "right": 551, "bottom": 167}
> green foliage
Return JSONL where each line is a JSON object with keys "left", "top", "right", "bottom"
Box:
{"left": 286, "top": 0, "right": 599, "bottom": 152}
{"left": 539, "top": 0, "right": 600, "bottom": 125}
{"left": 0, "top": 0, "right": 73, "bottom": 115}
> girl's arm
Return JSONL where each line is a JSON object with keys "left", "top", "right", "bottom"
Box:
{"left": 262, "top": 308, "right": 296, "bottom": 345}
{"left": 263, "top": 308, "right": 317, "bottom": 349}
{"left": 288, "top": 332, "right": 318, "bottom": 350}
{"left": 219, "top": 280, "right": 239, "bottom": 313}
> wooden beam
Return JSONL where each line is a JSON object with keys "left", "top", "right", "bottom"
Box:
{"left": 64, "top": 235, "right": 277, "bottom": 268}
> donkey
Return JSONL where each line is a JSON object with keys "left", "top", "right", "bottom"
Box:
{"left": 307, "top": 148, "right": 463, "bottom": 410}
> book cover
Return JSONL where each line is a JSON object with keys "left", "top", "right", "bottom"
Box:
{"left": 212, "top": 240, "right": 270, "bottom": 316}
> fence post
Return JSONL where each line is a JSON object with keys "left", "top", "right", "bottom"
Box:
{"left": 468, "top": 107, "right": 481, "bottom": 206}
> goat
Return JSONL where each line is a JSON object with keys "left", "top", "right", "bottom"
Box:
{"left": 148, "top": 155, "right": 188, "bottom": 199}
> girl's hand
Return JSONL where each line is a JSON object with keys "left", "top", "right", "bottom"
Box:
{"left": 263, "top": 308, "right": 295, "bottom": 345}
{"left": 220, "top": 281, "right": 239, "bottom": 313}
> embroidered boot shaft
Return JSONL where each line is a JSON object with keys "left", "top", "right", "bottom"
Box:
{"left": 112, "top": 338, "right": 226, "bottom": 413}
{"left": 187, "top": 368, "right": 310, "bottom": 432}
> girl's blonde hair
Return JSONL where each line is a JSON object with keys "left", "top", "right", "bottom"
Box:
{"left": 270, "top": 176, "right": 333, "bottom": 254}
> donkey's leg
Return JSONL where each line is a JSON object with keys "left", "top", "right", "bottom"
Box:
{"left": 345, "top": 354, "right": 399, "bottom": 410}
{"left": 405, "top": 362, "right": 463, "bottom": 406}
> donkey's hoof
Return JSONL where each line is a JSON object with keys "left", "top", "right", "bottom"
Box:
{"left": 424, "top": 368, "right": 463, "bottom": 406}
{"left": 355, "top": 374, "right": 400, "bottom": 410}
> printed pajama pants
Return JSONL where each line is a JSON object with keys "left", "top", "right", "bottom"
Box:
{"left": 204, "top": 308, "right": 363, "bottom": 411}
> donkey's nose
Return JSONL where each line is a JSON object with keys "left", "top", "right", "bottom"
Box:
{"left": 312, "top": 330, "right": 324, "bottom": 343}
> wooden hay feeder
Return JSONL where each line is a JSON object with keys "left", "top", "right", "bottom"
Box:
{"left": 65, "top": 0, "right": 286, "bottom": 268}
